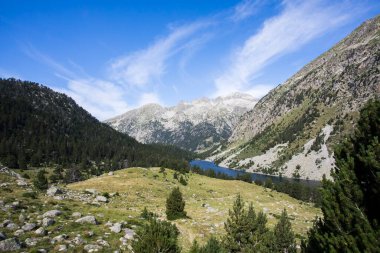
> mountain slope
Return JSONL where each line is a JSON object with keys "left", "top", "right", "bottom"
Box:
{"left": 106, "top": 93, "right": 257, "bottom": 152}
{"left": 208, "top": 15, "right": 380, "bottom": 180}
{"left": 0, "top": 78, "right": 191, "bottom": 170}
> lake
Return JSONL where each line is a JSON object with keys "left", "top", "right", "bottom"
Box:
{"left": 190, "top": 160, "right": 321, "bottom": 187}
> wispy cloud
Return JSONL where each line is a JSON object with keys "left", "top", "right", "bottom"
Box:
{"left": 231, "top": 0, "right": 262, "bottom": 22}
{"left": 108, "top": 21, "right": 211, "bottom": 88}
{"left": 58, "top": 79, "right": 129, "bottom": 120}
{"left": 21, "top": 43, "right": 77, "bottom": 79}
{"left": 137, "top": 92, "right": 162, "bottom": 107}
{"left": 214, "top": 0, "right": 353, "bottom": 97}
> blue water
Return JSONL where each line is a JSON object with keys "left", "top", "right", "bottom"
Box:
{"left": 190, "top": 160, "right": 320, "bottom": 187}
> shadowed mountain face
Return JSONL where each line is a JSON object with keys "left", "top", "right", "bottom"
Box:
{"left": 207, "top": 15, "right": 380, "bottom": 180}
{"left": 105, "top": 93, "right": 257, "bottom": 152}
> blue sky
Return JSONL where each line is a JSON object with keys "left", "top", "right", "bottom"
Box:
{"left": 1, "top": 0, "right": 379, "bottom": 120}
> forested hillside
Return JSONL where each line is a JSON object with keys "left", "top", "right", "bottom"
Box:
{"left": 0, "top": 78, "right": 192, "bottom": 172}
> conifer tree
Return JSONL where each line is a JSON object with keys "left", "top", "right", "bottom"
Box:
{"left": 303, "top": 99, "right": 380, "bottom": 252}
{"left": 132, "top": 218, "right": 180, "bottom": 253}
{"left": 273, "top": 209, "right": 296, "bottom": 253}
{"left": 166, "top": 187, "right": 186, "bottom": 220}
{"left": 224, "top": 194, "right": 271, "bottom": 252}
{"left": 33, "top": 169, "right": 48, "bottom": 190}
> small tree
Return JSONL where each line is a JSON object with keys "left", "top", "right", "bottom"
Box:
{"left": 273, "top": 209, "right": 296, "bottom": 253}
{"left": 166, "top": 187, "right": 186, "bottom": 220}
{"left": 33, "top": 169, "right": 48, "bottom": 190}
{"left": 132, "top": 218, "right": 180, "bottom": 253}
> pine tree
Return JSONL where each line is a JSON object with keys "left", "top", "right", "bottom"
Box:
{"left": 201, "top": 237, "right": 225, "bottom": 253}
{"left": 303, "top": 99, "right": 380, "bottom": 252}
{"left": 33, "top": 169, "right": 48, "bottom": 190}
{"left": 223, "top": 194, "right": 271, "bottom": 252}
{"left": 132, "top": 218, "right": 180, "bottom": 253}
{"left": 166, "top": 187, "right": 186, "bottom": 220}
{"left": 273, "top": 209, "right": 296, "bottom": 253}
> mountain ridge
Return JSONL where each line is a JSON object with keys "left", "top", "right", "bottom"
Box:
{"left": 106, "top": 92, "right": 257, "bottom": 152}
{"left": 207, "top": 15, "right": 380, "bottom": 180}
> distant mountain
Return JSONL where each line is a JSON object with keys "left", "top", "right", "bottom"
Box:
{"left": 0, "top": 78, "right": 191, "bottom": 170}
{"left": 208, "top": 15, "right": 380, "bottom": 180}
{"left": 105, "top": 93, "right": 257, "bottom": 152}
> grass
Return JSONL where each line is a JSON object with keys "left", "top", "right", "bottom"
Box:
{"left": 68, "top": 167, "right": 321, "bottom": 250}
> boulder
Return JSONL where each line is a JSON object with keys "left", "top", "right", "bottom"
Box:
{"left": 43, "top": 210, "right": 62, "bottom": 218}
{"left": 108, "top": 172, "right": 114, "bottom": 176}
{"left": 22, "top": 223, "right": 37, "bottom": 232}
{"left": 51, "top": 234, "right": 67, "bottom": 244}
{"left": 57, "top": 244, "right": 67, "bottom": 252}
{"left": 6, "top": 223, "right": 19, "bottom": 231}
{"left": 85, "top": 189, "right": 98, "bottom": 195}
{"left": 25, "top": 237, "right": 41, "bottom": 247}
{"left": 95, "top": 196, "right": 108, "bottom": 203}
{"left": 110, "top": 223, "right": 122, "bottom": 233}
{"left": 72, "top": 212, "right": 81, "bottom": 218}
{"left": 0, "top": 238, "right": 21, "bottom": 251}
{"left": 18, "top": 214, "right": 25, "bottom": 223}
{"left": 0, "top": 232, "right": 6, "bottom": 241}
{"left": 42, "top": 218, "right": 55, "bottom": 227}
{"left": 75, "top": 216, "right": 97, "bottom": 225}
{"left": 13, "top": 230, "right": 24, "bottom": 237}
{"left": 16, "top": 180, "right": 28, "bottom": 187}
{"left": 124, "top": 228, "right": 135, "bottom": 240}
{"left": 96, "top": 239, "right": 109, "bottom": 247}
{"left": 84, "top": 244, "right": 102, "bottom": 252}
{"left": 47, "top": 186, "right": 63, "bottom": 196}
{"left": 35, "top": 227, "right": 46, "bottom": 236}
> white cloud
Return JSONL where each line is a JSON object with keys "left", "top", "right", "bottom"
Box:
{"left": 137, "top": 92, "right": 162, "bottom": 107}
{"left": 231, "top": 0, "right": 261, "bottom": 22}
{"left": 58, "top": 78, "right": 129, "bottom": 120}
{"left": 214, "top": 0, "right": 352, "bottom": 97}
{"left": 108, "top": 21, "right": 210, "bottom": 87}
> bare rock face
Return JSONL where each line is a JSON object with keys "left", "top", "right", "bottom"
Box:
{"left": 105, "top": 93, "right": 257, "bottom": 152}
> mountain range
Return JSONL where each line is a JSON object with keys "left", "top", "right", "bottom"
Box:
{"left": 105, "top": 93, "right": 257, "bottom": 152}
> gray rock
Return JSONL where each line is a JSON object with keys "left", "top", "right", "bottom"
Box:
{"left": 110, "top": 223, "right": 122, "bottom": 233}
{"left": 43, "top": 210, "right": 62, "bottom": 218}
{"left": 16, "top": 180, "right": 28, "bottom": 186}
{"left": 96, "top": 239, "right": 109, "bottom": 247}
{"left": 0, "top": 232, "right": 6, "bottom": 241}
{"left": 25, "top": 237, "right": 41, "bottom": 247}
{"left": 13, "top": 230, "right": 24, "bottom": 237}
{"left": 42, "top": 218, "right": 55, "bottom": 227}
{"left": 95, "top": 196, "right": 108, "bottom": 203}
{"left": 51, "top": 234, "right": 67, "bottom": 244}
{"left": 46, "top": 186, "right": 63, "bottom": 196}
{"left": 57, "top": 244, "right": 67, "bottom": 252}
{"left": 22, "top": 223, "right": 37, "bottom": 232}
{"left": 75, "top": 216, "right": 97, "bottom": 225}
{"left": 10, "top": 202, "right": 19, "bottom": 209}
{"left": 108, "top": 172, "right": 114, "bottom": 176}
{"left": 0, "top": 238, "right": 21, "bottom": 251}
{"left": 124, "top": 228, "right": 135, "bottom": 240}
{"left": 37, "top": 249, "right": 47, "bottom": 253}
{"left": 6, "top": 223, "right": 19, "bottom": 231}
{"left": 72, "top": 212, "right": 81, "bottom": 218}
{"left": 84, "top": 244, "right": 102, "bottom": 252}
{"left": 72, "top": 235, "right": 84, "bottom": 245}
{"left": 35, "top": 227, "right": 46, "bottom": 236}
{"left": 18, "top": 214, "right": 25, "bottom": 223}
{"left": 85, "top": 189, "right": 98, "bottom": 195}
{"left": 0, "top": 220, "right": 10, "bottom": 228}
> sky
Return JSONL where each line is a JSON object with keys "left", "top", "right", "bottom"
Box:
{"left": 1, "top": 0, "right": 379, "bottom": 120}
